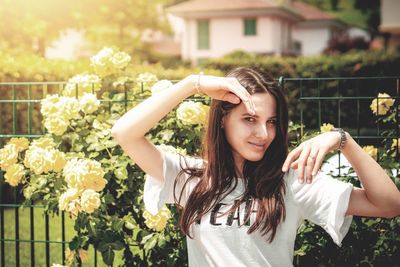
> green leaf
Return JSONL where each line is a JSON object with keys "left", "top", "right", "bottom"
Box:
{"left": 103, "top": 194, "right": 115, "bottom": 205}
{"left": 143, "top": 235, "right": 157, "bottom": 251}
{"left": 114, "top": 167, "right": 128, "bottom": 180}
{"left": 132, "top": 226, "right": 142, "bottom": 240}
{"left": 158, "top": 234, "right": 166, "bottom": 248}
{"left": 102, "top": 248, "right": 115, "bottom": 266}
{"left": 140, "top": 233, "right": 154, "bottom": 244}
{"left": 97, "top": 241, "right": 109, "bottom": 252}
{"left": 88, "top": 221, "right": 97, "bottom": 237}
{"left": 111, "top": 219, "right": 125, "bottom": 232}
{"left": 69, "top": 236, "right": 80, "bottom": 250}
{"left": 111, "top": 240, "right": 125, "bottom": 250}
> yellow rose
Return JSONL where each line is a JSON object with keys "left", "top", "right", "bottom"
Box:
{"left": 44, "top": 115, "right": 69, "bottom": 136}
{"left": 110, "top": 51, "right": 131, "bottom": 69}
{"left": 8, "top": 137, "right": 29, "bottom": 152}
{"left": 392, "top": 138, "right": 400, "bottom": 151}
{"left": 52, "top": 150, "right": 67, "bottom": 172}
{"left": 78, "top": 249, "right": 89, "bottom": 263}
{"left": 80, "top": 189, "right": 101, "bottom": 213}
{"left": 41, "top": 95, "right": 61, "bottom": 117}
{"left": 79, "top": 93, "right": 100, "bottom": 114}
{"left": 320, "top": 123, "right": 334, "bottom": 133}
{"left": 176, "top": 101, "right": 209, "bottom": 125}
{"left": 143, "top": 206, "right": 171, "bottom": 231}
{"left": 63, "top": 159, "right": 85, "bottom": 190}
{"left": 82, "top": 160, "right": 107, "bottom": 192}
{"left": 64, "top": 248, "right": 76, "bottom": 264}
{"left": 136, "top": 72, "right": 158, "bottom": 84}
{"left": 63, "top": 158, "right": 106, "bottom": 191}
{"left": 370, "top": 93, "right": 395, "bottom": 115}
{"left": 63, "top": 74, "right": 102, "bottom": 97}
{"left": 59, "top": 97, "right": 80, "bottom": 120}
{"left": 0, "top": 144, "right": 18, "bottom": 171}
{"left": 362, "top": 145, "right": 378, "bottom": 159}
{"left": 24, "top": 147, "right": 54, "bottom": 174}
{"left": 4, "top": 163, "right": 25, "bottom": 187}
{"left": 91, "top": 47, "right": 114, "bottom": 67}
{"left": 59, "top": 188, "right": 82, "bottom": 217}
{"left": 31, "top": 137, "right": 56, "bottom": 150}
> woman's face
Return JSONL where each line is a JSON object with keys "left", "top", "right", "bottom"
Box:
{"left": 222, "top": 92, "right": 277, "bottom": 174}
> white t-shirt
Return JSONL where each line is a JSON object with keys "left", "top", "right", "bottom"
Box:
{"left": 143, "top": 150, "right": 354, "bottom": 267}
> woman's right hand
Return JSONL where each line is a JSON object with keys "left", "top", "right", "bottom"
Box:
{"left": 190, "top": 74, "right": 256, "bottom": 115}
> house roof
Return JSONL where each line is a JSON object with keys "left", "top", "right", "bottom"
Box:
{"left": 166, "top": 0, "right": 303, "bottom": 21}
{"left": 167, "top": 0, "right": 338, "bottom": 22}
{"left": 291, "top": 1, "right": 336, "bottom": 21}
{"left": 167, "top": 0, "right": 280, "bottom": 13}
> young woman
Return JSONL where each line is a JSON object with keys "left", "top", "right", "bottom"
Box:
{"left": 111, "top": 67, "right": 400, "bottom": 266}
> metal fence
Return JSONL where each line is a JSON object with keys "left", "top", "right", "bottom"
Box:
{"left": 0, "top": 76, "right": 399, "bottom": 266}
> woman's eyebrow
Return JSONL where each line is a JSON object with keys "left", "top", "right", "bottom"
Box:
{"left": 241, "top": 113, "right": 277, "bottom": 119}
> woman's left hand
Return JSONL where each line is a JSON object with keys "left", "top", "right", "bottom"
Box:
{"left": 281, "top": 131, "right": 341, "bottom": 184}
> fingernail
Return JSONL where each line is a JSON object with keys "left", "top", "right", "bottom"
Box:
{"left": 299, "top": 179, "right": 304, "bottom": 184}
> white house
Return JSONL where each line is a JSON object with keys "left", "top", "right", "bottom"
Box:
{"left": 165, "top": 0, "right": 347, "bottom": 64}
{"left": 379, "top": 0, "right": 400, "bottom": 50}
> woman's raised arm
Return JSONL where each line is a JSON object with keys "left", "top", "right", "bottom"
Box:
{"left": 111, "top": 74, "right": 255, "bottom": 183}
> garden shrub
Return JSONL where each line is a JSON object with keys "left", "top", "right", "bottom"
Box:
{"left": 0, "top": 48, "right": 399, "bottom": 266}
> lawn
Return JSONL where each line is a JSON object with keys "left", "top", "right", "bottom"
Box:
{"left": 304, "top": 0, "right": 369, "bottom": 29}
{"left": 1, "top": 207, "right": 125, "bottom": 266}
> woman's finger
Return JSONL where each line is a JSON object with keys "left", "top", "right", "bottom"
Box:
{"left": 290, "top": 160, "right": 299, "bottom": 169}
{"left": 282, "top": 146, "right": 302, "bottom": 172}
{"left": 226, "top": 78, "right": 256, "bottom": 114}
{"left": 305, "top": 147, "right": 319, "bottom": 183}
{"left": 221, "top": 91, "right": 241, "bottom": 104}
{"left": 296, "top": 146, "right": 311, "bottom": 183}
{"left": 311, "top": 148, "right": 327, "bottom": 177}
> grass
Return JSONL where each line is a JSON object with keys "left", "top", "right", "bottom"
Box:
{"left": 1, "top": 207, "right": 125, "bottom": 266}
{"left": 303, "top": 0, "right": 369, "bottom": 29}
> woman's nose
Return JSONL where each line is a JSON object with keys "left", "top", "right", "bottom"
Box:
{"left": 254, "top": 124, "right": 269, "bottom": 138}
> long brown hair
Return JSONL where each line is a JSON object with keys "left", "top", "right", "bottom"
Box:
{"left": 173, "top": 67, "right": 289, "bottom": 242}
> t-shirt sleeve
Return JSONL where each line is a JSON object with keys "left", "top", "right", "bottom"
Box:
{"left": 287, "top": 168, "right": 354, "bottom": 246}
{"left": 143, "top": 148, "right": 203, "bottom": 215}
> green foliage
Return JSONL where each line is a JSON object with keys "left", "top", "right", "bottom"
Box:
{"left": 1, "top": 47, "right": 399, "bottom": 266}
{"left": 289, "top": 109, "right": 400, "bottom": 267}
{"left": 205, "top": 50, "right": 400, "bottom": 78}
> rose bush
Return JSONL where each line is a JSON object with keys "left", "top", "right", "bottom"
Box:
{"left": 1, "top": 47, "right": 399, "bottom": 266}
{"left": 0, "top": 47, "right": 210, "bottom": 266}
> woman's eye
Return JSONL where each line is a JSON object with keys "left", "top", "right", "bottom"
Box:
{"left": 245, "top": 117, "right": 255, "bottom": 122}
{"left": 267, "top": 120, "right": 277, "bottom": 125}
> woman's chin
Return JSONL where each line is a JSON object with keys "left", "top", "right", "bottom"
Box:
{"left": 244, "top": 153, "right": 265, "bottom": 162}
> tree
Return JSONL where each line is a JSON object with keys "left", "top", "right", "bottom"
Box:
{"left": 70, "top": 0, "right": 173, "bottom": 55}
{"left": 0, "top": 0, "right": 76, "bottom": 56}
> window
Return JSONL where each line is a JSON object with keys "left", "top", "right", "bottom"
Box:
{"left": 292, "top": 40, "right": 302, "bottom": 55}
{"left": 197, "top": 20, "right": 209, "bottom": 50}
{"left": 244, "top": 18, "right": 257, "bottom": 36}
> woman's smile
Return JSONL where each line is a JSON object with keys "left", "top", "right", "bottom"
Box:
{"left": 248, "top": 141, "right": 266, "bottom": 151}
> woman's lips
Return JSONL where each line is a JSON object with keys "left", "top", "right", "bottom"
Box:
{"left": 248, "top": 142, "right": 265, "bottom": 150}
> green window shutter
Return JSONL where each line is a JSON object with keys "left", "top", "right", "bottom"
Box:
{"left": 244, "top": 18, "right": 256, "bottom": 36}
{"left": 197, "top": 20, "right": 209, "bottom": 50}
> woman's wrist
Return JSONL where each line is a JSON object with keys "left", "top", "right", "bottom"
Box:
{"left": 330, "top": 128, "right": 351, "bottom": 151}
{"left": 178, "top": 75, "right": 198, "bottom": 98}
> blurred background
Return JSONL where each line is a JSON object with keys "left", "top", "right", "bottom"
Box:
{"left": 0, "top": 0, "right": 398, "bottom": 66}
